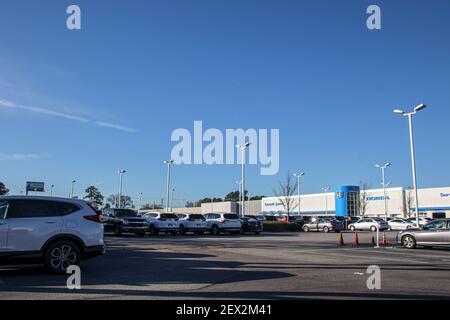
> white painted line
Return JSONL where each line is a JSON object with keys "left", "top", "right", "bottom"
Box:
{"left": 295, "top": 249, "right": 432, "bottom": 265}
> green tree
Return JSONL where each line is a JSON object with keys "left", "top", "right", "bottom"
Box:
{"left": 224, "top": 190, "right": 249, "bottom": 202}
{"left": 0, "top": 182, "right": 9, "bottom": 196}
{"left": 106, "top": 194, "right": 134, "bottom": 209}
{"left": 84, "top": 186, "right": 104, "bottom": 209}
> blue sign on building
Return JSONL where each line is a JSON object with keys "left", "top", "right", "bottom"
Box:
{"left": 335, "top": 186, "right": 360, "bottom": 217}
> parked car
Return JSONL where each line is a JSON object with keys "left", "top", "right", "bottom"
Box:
{"left": 204, "top": 213, "right": 242, "bottom": 235}
{"left": 335, "top": 216, "right": 361, "bottom": 229}
{"left": 244, "top": 215, "right": 266, "bottom": 222}
{"left": 265, "top": 215, "right": 283, "bottom": 222}
{"left": 388, "top": 218, "right": 416, "bottom": 230}
{"left": 0, "top": 196, "right": 104, "bottom": 273}
{"left": 397, "top": 219, "right": 450, "bottom": 249}
{"left": 348, "top": 217, "right": 389, "bottom": 231}
{"left": 302, "top": 217, "right": 344, "bottom": 233}
{"left": 406, "top": 217, "right": 433, "bottom": 227}
{"left": 176, "top": 213, "right": 207, "bottom": 235}
{"left": 102, "top": 208, "right": 147, "bottom": 236}
{"left": 240, "top": 217, "right": 263, "bottom": 235}
{"left": 141, "top": 212, "right": 180, "bottom": 236}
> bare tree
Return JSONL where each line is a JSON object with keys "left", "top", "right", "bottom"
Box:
{"left": 273, "top": 173, "right": 298, "bottom": 220}
{"left": 403, "top": 187, "right": 414, "bottom": 218}
{"left": 358, "top": 181, "right": 370, "bottom": 217}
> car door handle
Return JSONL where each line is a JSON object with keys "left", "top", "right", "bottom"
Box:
{"left": 44, "top": 221, "right": 57, "bottom": 224}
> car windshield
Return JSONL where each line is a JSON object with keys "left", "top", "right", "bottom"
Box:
{"left": 114, "top": 209, "right": 138, "bottom": 217}
{"left": 161, "top": 214, "right": 178, "bottom": 219}
{"left": 224, "top": 214, "right": 239, "bottom": 220}
{"left": 425, "top": 220, "right": 446, "bottom": 229}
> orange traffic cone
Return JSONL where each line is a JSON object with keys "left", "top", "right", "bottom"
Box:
{"left": 338, "top": 232, "right": 345, "bottom": 246}
{"left": 354, "top": 232, "right": 360, "bottom": 246}
{"left": 381, "top": 232, "right": 388, "bottom": 246}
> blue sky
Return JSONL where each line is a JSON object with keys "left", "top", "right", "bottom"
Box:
{"left": 1, "top": 0, "right": 449, "bottom": 206}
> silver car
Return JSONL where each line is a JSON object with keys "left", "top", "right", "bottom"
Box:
{"left": 397, "top": 219, "right": 450, "bottom": 249}
{"left": 348, "top": 217, "right": 389, "bottom": 231}
{"left": 388, "top": 218, "right": 415, "bottom": 231}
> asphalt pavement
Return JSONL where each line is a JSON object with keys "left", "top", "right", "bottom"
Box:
{"left": 1, "top": 231, "right": 450, "bottom": 300}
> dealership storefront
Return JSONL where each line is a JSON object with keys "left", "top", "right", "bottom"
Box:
{"left": 261, "top": 186, "right": 450, "bottom": 219}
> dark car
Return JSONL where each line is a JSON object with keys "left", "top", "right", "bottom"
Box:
{"left": 335, "top": 216, "right": 361, "bottom": 229}
{"left": 102, "top": 208, "right": 148, "bottom": 236}
{"left": 240, "top": 217, "right": 263, "bottom": 235}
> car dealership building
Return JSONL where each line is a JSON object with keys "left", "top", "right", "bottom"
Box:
{"left": 261, "top": 186, "right": 450, "bottom": 219}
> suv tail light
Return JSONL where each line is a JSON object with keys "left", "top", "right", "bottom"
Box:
{"left": 84, "top": 214, "right": 102, "bottom": 223}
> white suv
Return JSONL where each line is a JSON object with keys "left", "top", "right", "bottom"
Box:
{"left": 0, "top": 196, "right": 105, "bottom": 273}
{"left": 204, "top": 213, "right": 242, "bottom": 235}
{"left": 176, "top": 213, "right": 208, "bottom": 235}
{"left": 141, "top": 212, "right": 180, "bottom": 236}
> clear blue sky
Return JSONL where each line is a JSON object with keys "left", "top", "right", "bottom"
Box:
{"left": 1, "top": 0, "right": 449, "bottom": 206}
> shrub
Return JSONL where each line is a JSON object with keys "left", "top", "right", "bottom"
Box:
{"left": 262, "top": 221, "right": 301, "bottom": 232}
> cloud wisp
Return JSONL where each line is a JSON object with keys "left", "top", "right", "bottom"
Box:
{"left": 0, "top": 99, "right": 136, "bottom": 133}
{"left": 0, "top": 153, "right": 50, "bottom": 161}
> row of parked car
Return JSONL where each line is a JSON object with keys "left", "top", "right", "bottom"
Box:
{"left": 102, "top": 208, "right": 264, "bottom": 236}
{"left": 267, "top": 215, "right": 434, "bottom": 233}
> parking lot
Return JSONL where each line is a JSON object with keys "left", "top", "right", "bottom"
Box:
{"left": 1, "top": 231, "right": 450, "bottom": 300}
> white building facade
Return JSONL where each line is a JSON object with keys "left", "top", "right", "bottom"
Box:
{"left": 261, "top": 186, "right": 450, "bottom": 219}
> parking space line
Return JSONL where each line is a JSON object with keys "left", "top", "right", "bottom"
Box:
{"left": 294, "top": 249, "right": 434, "bottom": 265}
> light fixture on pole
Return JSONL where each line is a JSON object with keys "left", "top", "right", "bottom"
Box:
{"left": 236, "top": 142, "right": 250, "bottom": 218}
{"left": 164, "top": 160, "right": 174, "bottom": 213}
{"left": 117, "top": 170, "right": 126, "bottom": 208}
{"left": 375, "top": 163, "right": 391, "bottom": 221}
{"left": 50, "top": 184, "right": 55, "bottom": 196}
{"left": 321, "top": 187, "right": 330, "bottom": 215}
{"left": 394, "top": 103, "right": 427, "bottom": 228}
{"left": 70, "top": 180, "right": 76, "bottom": 198}
{"left": 293, "top": 172, "right": 305, "bottom": 215}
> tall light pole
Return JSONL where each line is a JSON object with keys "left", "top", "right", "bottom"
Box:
{"left": 50, "top": 184, "right": 55, "bottom": 196}
{"left": 375, "top": 163, "right": 391, "bottom": 220}
{"left": 235, "top": 180, "right": 242, "bottom": 215}
{"left": 394, "top": 103, "right": 427, "bottom": 228}
{"left": 293, "top": 172, "right": 305, "bottom": 215}
{"left": 70, "top": 180, "right": 76, "bottom": 198}
{"left": 117, "top": 170, "right": 126, "bottom": 208}
{"left": 164, "top": 160, "right": 174, "bottom": 213}
{"left": 236, "top": 142, "right": 250, "bottom": 218}
{"left": 321, "top": 187, "right": 330, "bottom": 215}
{"left": 170, "top": 188, "right": 175, "bottom": 212}
{"left": 138, "top": 192, "right": 143, "bottom": 212}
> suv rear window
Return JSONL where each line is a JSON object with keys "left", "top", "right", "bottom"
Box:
{"left": 7, "top": 200, "right": 61, "bottom": 218}
{"left": 224, "top": 214, "right": 239, "bottom": 220}
{"left": 58, "top": 202, "right": 81, "bottom": 215}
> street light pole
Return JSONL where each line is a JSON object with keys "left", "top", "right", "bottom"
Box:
{"left": 322, "top": 187, "right": 330, "bottom": 215}
{"left": 138, "top": 192, "right": 143, "bottom": 212}
{"left": 394, "top": 103, "right": 427, "bottom": 228}
{"left": 293, "top": 172, "right": 305, "bottom": 215}
{"left": 235, "top": 180, "right": 242, "bottom": 216}
{"left": 375, "top": 163, "right": 391, "bottom": 220}
{"left": 236, "top": 142, "right": 250, "bottom": 218}
{"left": 70, "top": 180, "right": 76, "bottom": 198}
{"left": 164, "top": 160, "right": 174, "bottom": 213}
{"left": 50, "top": 184, "right": 55, "bottom": 196}
{"left": 117, "top": 170, "right": 126, "bottom": 208}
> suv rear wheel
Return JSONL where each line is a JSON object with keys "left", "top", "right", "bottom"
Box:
{"left": 44, "top": 240, "right": 81, "bottom": 274}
